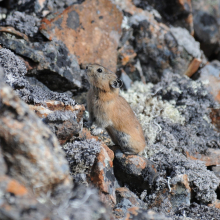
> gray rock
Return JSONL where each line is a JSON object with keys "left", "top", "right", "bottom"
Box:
{"left": 63, "top": 139, "right": 101, "bottom": 183}
{"left": 0, "top": 35, "right": 85, "bottom": 92}
{"left": 6, "top": 11, "right": 40, "bottom": 37}
{"left": 0, "top": 48, "right": 76, "bottom": 105}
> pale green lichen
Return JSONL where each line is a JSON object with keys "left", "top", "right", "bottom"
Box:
{"left": 120, "top": 81, "right": 185, "bottom": 146}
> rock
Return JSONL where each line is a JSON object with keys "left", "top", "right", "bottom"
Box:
{"left": 30, "top": 101, "right": 85, "bottom": 144}
{"left": 91, "top": 143, "right": 116, "bottom": 205}
{"left": 130, "top": 209, "right": 172, "bottom": 220}
{"left": 186, "top": 148, "right": 220, "bottom": 167}
{"left": 208, "top": 199, "right": 220, "bottom": 210}
{"left": 131, "top": 14, "right": 200, "bottom": 82}
{"left": 0, "top": 48, "right": 79, "bottom": 105}
{"left": 114, "top": 0, "right": 202, "bottom": 83}
{"left": 150, "top": 146, "right": 219, "bottom": 204}
{"left": 199, "top": 60, "right": 220, "bottom": 103}
{"left": 212, "top": 166, "right": 220, "bottom": 179}
{"left": 83, "top": 128, "right": 116, "bottom": 205}
{"left": 210, "top": 108, "right": 220, "bottom": 132}
{"left": 113, "top": 187, "right": 146, "bottom": 219}
{"left": 63, "top": 138, "right": 101, "bottom": 184}
{"left": 192, "top": 0, "right": 220, "bottom": 59}
{"left": 133, "top": 0, "right": 194, "bottom": 34}
{"left": 5, "top": 0, "right": 80, "bottom": 15}
{"left": 174, "top": 202, "right": 220, "bottom": 220}
{"left": 0, "top": 38, "right": 84, "bottom": 92}
{"left": 0, "top": 26, "right": 29, "bottom": 41}
{"left": 40, "top": 0, "right": 123, "bottom": 72}
{"left": 0, "top": 79, "right": 71, "bottom": 193}
{"left": 0, "top": 175, "right": 51, "bottom": 220}
{"left": 184, "top": 58, "right": 202, "bottom": 77}
{"left": 170, "top": 174, "right": 191, "bottom": 208}
{"left": 114, "top": 150, "right": 158, "bottom": 193}
{"left": 5, "top": 11, "right": 40, "bottom": 37}
{"left": 0, "top": 71, "right": 112, "bottom": 220}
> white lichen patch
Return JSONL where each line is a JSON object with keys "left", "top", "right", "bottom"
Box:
{"left": 120, "top": 81, "right": 185, "bottom": 146}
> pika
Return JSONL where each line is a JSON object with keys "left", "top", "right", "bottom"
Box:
{"left": 85, "top": 63, "right": 146, "bottom": 155}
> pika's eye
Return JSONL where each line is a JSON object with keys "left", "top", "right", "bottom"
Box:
{"left": 97, "top": 68, "right": 102, "bottom": 73}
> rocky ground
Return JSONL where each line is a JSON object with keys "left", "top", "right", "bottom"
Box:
{"left": 0, "top": 0, "right": 220, "bottom": 219}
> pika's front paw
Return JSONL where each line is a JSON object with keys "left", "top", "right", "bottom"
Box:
{"left": 91, "top": 127, "right": 103, "bottom": 136}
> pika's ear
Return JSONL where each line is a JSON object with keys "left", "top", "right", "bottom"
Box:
{"left": 110, "top": 79, "right": 123, "bottom": 88}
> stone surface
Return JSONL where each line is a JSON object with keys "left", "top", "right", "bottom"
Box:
{"left": 0, "top": 38, "right": 83, "bottom": 92}
{"left": 186, "top": 148, "right": 220, "bottom": 167}
{"left": 113, "top": 187, "right": 145, "bottom": 219}
{"left": 210, "top": 108, "right": 220, "bottom": 132}
{"left": 192, "top": 0, "right": 220, "bottom": 59}
{"left": 114, "top": 150, "right": 158, "bottom": 193}
{"left": 0, "top": 80, "right": 71, "bottom": 193}
{"left": 6, "top": 11, "right": 40, "bottom": 37}
{"left": 130, "top": 209, "right": 172, "bottom": 220}
{"left": 200, "top": 60, "right": 220, "bottom": 103}
{"left": 113, "top": 0, "right": 203, "bottom": 83}
{"left": 184, "top": 58, "right": 202, "bottom": 77}
{"left": 133, "top": 0, "right": 194, "bottom": 34}
{"left": 30, "top": 102, "right": 85, "bottom": 144}
{"left": 40, "top": 0, "right": 123, "bottom": 72}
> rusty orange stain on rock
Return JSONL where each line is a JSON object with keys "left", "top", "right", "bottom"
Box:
{"left": 127, "top": 206, "right": 139, "bottom": 215}
{"left": 126, "top": 155, "right": 147, "bottom": 169}
{"left": 208, "top": 199, "right": 220, "bottom": 209}
{"left": 186, "top": 149, "right": 220, "bottom": 166}
{"left": 7, "top": 180, "right": 28, "bottom": 196}
{"left": 40, "top": 0, "right": 123, "bottom": 72}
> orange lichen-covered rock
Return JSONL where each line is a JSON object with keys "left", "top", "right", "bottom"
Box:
{"left": 40, "top": 0, "right": 123, "bottom": 72}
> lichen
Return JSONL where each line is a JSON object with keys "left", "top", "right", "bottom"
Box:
{"left": 62, "top": 139, "right": 101, "bottom": 183}
{"left": 120, "top": 81, "right": 185, "bottom": 146}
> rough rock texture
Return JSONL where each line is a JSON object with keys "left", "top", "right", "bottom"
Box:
{"left": 0, "top": 38, "right": 83, "bottom": 92}
{"left": 114, "top": 150, "right": 158, "bottom": 193}
{"left": 40, "top": 0, "right": 123, "bottom": 72}
{"left": 131, "top": 20, "right": 200, "bottom": 82}
{"left": 199, "top": 60, "right": 220, "bottom": 103}
{"left": 6, "top": 11, "right": 40, "bottom": 37}
{"left": 192, "top": 0, "right": 220, "bottom": 59}
{"left": 7, "top": 0, "right": 80, "bottom": 15}
{"left": 63, "top": 139, "right": 101, "bottom": 183}
{"left": 174, "top": 203, "right": 220, "bottom": 220}
{"left": 133, "top": 0, "right": 194, "bottom": 34}
{"left": 0, "top": 71, "right": 112, "bottom": 220}
{"left": 131, "top": 210, "right": 172, "bottom": 220}
{"left": 113, "top": 187, "right": 146, "bottom": 219}
{"left": 45, "top": 110, "right": 83, "bottom": 144}
{"left": 91, "top": 143, "right": 116, "bottom": 205}
{"left": 114, "top": 0, "right": 203, "bottom": 83}
{"left": 0, "top": 79, "right": 71, "bottom": 192}
{"left": 120, "top": 72, "right": 220, "bottom": 214}
{"left": 0, "top": 48, "right": 78, "bottom": 104}
{"left": 1, "top": 0, "right": 220, "bottom": 219}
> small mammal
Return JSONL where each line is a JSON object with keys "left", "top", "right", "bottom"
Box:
{"left": 85, "top": 63, "right": 146, "bottom": 155}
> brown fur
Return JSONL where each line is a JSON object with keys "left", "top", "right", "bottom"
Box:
{"left": 85, "top": 64, "right": 146, "bottom": 155}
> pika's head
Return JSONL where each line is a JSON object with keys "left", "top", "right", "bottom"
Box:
{"left": 85, "top": 63, "right": 123, "bottom": 92}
